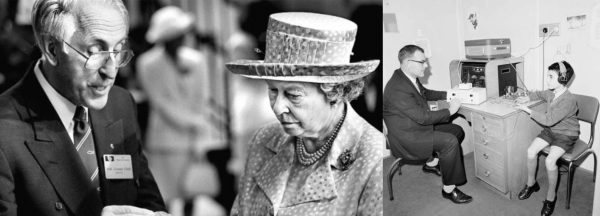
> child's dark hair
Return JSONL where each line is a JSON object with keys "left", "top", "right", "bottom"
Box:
{"left": 548, "top": 61, "right": 574, "bottom": 86}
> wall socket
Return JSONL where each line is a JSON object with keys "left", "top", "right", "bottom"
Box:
{"left": 539, "top": 23, "right": 560, "bottom": 37}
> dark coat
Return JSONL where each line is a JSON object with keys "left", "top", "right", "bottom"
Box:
{"left": 0, "top": 65, "right": 166, "bottom": 216}
{"left": 383, "top": 69, "right": 450, "bottom": 159}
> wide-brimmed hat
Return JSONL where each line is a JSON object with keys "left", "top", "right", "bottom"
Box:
{"left": 146, "top": 6, "right": 194, "bottom": 43}
{"left": 226, "top": 12, "right": 380, "bottom": 83}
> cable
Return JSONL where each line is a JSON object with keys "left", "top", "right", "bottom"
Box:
{"left": 505, "top": 29, "right": 556, "bottom": 94}
{"left": 455, "top": 30, "right": 555, "bottom": 96}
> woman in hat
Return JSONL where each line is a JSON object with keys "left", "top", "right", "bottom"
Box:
{"left": 227, "top": 12, "right": 383, "bottom": 216}
{"left": 137, "top": 6, "right": 219, "bottom": 213}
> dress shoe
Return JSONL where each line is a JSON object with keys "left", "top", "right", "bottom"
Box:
{"left": 442, "top": 188, "right": 473, "bottom": 204}
{"left": 517, "top": 182, "right": 540, "bottom": 200}
{"left": 422, "top": 164, "right": 442, "bottom": 176}
{"left": 541, "top": 197, "right": 556, "bottom": 216}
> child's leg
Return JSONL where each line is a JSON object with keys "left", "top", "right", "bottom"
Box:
{"left": 545, "top": 146, "right": 566, "bottom": 201}
{"left": 526, "top": 138, "right": 550, "bottom": 186}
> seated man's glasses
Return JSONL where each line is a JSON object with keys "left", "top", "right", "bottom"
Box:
{"left": 63, "top": 40, "right": 134, "bottom": 70}
{"left": 408, "top": 59, "right": 427, "bottom": 65}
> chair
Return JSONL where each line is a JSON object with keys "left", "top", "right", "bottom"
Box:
{"left": 384, "top": 122, "right": 427, "bottom": 201}
{"left": 539, "top": 94, "right": 598, "bottom": 209}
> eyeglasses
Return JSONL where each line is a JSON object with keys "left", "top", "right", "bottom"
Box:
{"left": 62, "top": 40, "right": 134, "bottom": 70}
{"left": 408, "top": 59, "right": 427, "bottom": 65}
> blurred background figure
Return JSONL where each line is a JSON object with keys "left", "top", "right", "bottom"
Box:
{"left": 137, "top": 5, "right": 224, "bottom": 216}
{"left": 224, "top": 0, "right": 282, "bottom": 190}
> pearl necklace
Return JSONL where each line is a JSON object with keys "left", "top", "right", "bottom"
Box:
{"left": 296, "top": 109, "right": 346, "bottom": 166}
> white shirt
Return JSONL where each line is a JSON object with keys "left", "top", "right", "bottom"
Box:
{"left": 552, "top": 87, "right": 567, "bottom": 102}
{"left": 402, "top": 70, "right": 421, "bottom": 94}
{"left": 33, "top": 60, "right": 86, "bottom": 143}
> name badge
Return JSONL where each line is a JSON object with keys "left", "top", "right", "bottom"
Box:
{"left": 103, "top": 154, "right": 133, "bottom": 179}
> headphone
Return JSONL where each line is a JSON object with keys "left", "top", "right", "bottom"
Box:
{"left": 557, "top": 61, "right": 568, "bottom": 82}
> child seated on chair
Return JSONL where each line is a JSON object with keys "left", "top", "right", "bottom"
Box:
{"left": 515, "top": 60, "right": 579, "bottom": 216}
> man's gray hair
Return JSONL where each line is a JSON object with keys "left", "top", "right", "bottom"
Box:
{"left": 31, "top": 0, "right": 129, "bottom": 50}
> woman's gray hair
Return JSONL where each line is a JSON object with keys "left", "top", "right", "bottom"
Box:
{"left": 31, "top": 0, "right": 129, "bottom": 51}
{"left": 317, "top": 78, "right": 366, "bottom": 104}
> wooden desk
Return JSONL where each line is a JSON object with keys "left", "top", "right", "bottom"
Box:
{"left": 457, "top": 98, "right": 545, "bottom": 199}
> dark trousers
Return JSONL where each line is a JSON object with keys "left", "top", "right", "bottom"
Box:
{"left": 432, "top": 123, "right": 467, "bottom": 186}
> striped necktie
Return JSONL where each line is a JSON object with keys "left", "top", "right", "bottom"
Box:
{"left": 73, "top": 106, "right": 99, "bottom": 187}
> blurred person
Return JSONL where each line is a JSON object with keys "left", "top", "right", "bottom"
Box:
{"left": 0, "top": 0, "right": 167, "bottom": 215}
{"left": 383, "top": 45, "right": 472, "bottom": 204}
{"left": 136, "top": 6, "right": 218, "bottom": 215}
{"left": 224, "top": 0, "right": 280, "bottom": 181}
{"left": 515, "top": 61, "right": 579, "bottom": 216}
{"left": 226, "top": 12, "right": 383, "bottom": 216}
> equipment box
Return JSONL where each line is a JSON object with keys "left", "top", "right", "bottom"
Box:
{"left": 465, "top": 38, "right": 511, "bottom": 60}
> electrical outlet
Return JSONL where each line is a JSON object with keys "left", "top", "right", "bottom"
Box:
{"left": 539, "top": 23, "right": 560, "bottom": 37}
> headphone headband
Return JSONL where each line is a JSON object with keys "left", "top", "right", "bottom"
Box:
{"left": 557, "top": 61, "right": 567, "bottom": 82}
{"left": 558, "top": 61, "right": 566, "bottom": 73}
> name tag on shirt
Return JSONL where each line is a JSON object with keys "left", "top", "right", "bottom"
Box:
{"left": 103, "top": 154, "right": 133, "bottom": 179}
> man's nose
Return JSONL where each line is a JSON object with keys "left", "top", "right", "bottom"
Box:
{"left": 99, "top": 54, "right": 118, "bottom": 79}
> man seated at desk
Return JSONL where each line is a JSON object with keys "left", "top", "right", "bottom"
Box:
{"left": 383, "top": 45, "right": 473, "bottom": 204}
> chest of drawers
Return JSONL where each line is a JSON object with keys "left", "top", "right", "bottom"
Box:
{"left": 460, "top": 101, "right": 544, "bottom": 199}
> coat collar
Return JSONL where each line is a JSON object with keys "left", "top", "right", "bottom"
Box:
{"left": 550, "top": 89, "right": 572, "bottom": 105}
{"left": 17, "top": 64, "right": 120, "bottom": 214}
{"left": 394, "top": 68, "right": 424, "bottom": 98}
{"left": 254, "top": 104, "right": 365, "bottom": 209}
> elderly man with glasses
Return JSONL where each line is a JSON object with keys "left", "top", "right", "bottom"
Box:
{"left": 383, "top": 45, "right": 473, "bottom": 204}
{"left": 0, "top": 0, "right": 168, "bottom": 215}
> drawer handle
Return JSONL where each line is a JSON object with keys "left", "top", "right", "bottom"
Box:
{"left": 482, "top": 126, "right": 487, "bottom": 132}
{"left": 483, "top": 139, "right": 488, "bottom": 145}
{"left": 484, "top": 171, "right": 491, "bottom": 177}
{"left": 483, "top": 153, "right": 489, "bottom": 159}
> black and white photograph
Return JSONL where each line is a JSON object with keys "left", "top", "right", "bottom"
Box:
{"left": 383, "top": 0, "right": 600, "bottom": 215}
{"left": 0, "top": 0, "right": 382, "bottom": 215}
{"left": 1, "top": 0, "right": 600, "bottom": 216}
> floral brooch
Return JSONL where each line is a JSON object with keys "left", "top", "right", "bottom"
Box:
{"left": 337, "top": 149, "right": 355, "bottom": 171}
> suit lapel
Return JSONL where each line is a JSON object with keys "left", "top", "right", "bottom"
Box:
{"left": 254, "top": 134, "right": 295, "bottom": 209}
{"left": 396, "top": 69, "right": 425, "bottom": 100}
{"left": 90, "top": 106, "right": 122, "bottom": 159}
{"left": 286, "top": 161, "right": 337, "bottom": 206}
{"left": 90, "top": 107, "right": 125, "bottom": 204}
{"left": 19, "top": 69, "right": 103, "bottom": 214}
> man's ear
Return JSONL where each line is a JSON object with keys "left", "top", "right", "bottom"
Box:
{"left": 41, "top": 36, "right": 59, "bottom": 66}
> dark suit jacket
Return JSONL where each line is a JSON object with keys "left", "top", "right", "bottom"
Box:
{"left": 383, "top": 69, "right": 451, "bottom": 159}
{"left": 0, "top": 65, "right": 166, "bottom": 216}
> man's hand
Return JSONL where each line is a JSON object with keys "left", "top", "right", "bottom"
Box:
{"left": 448, "top": 98, "right": 462, "bottom": 115}
{"left": 101, "top": 205, "right": 168, "bottom": 216}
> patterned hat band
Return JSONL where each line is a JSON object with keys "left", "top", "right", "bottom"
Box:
{"left": 264, "top": 31, "right": 354, "bottom": 65}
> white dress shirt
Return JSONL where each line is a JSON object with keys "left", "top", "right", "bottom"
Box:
{"left": 402, "top": 70, "right": 421, "bottom": 94}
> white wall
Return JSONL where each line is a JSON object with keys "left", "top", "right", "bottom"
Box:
{"left": 383, "top": 0, "right": 461, "bottom": 88}
{"left": 457, "top": 0, "right": 541, "bottom": 90}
